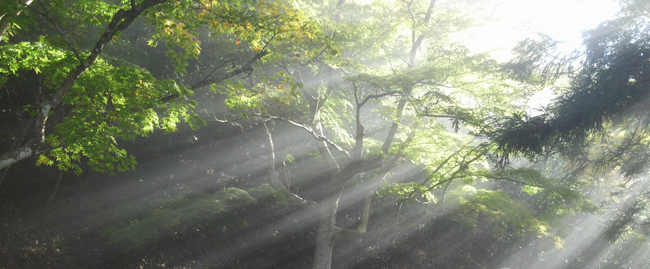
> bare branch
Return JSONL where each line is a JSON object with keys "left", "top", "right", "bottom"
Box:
{"left": 190, "top": 50, "right": 269, "bottom": 90}
{"left": 195, "top": 57, "right": 239, "bottom": 85}
{"left": 210, "top": 110, "right": 229, "bottom": 123}
{"left": 420, "top": 146, "right": 466, "bottom": 186}
{"left": 239, "top": 122, "right": 265, "bottom": 149}
{"left": 254, "top": 113, "right": 350, "bottom": 158}
{"left": 489, "top": 176, "right": 545, "bottom": 188}
{"left": 358, "top": 90, "right": 401, "bottom": 107}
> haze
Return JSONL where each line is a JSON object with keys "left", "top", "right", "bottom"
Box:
{"left": 0, "top": 0, "right": 648, "bottom": 268}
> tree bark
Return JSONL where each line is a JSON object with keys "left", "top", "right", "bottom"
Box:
{"left": 311, "top": 150, "right": 340, "bottom": 269}
{"left": 263, "top": 120, "right": 283, "bottom": 189}
{"left": 0, "top": 139, "right": 44, "bottom": 170}
{"left": 381, "top": 96, "right": 408, "bottom": 154}
{"left": 312, "top": 191, "right": 341, "bottom": 269}
{"left": 311, "top": 77, "right": 342, "bottom": 269}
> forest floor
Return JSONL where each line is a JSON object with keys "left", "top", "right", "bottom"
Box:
{"left": 0, "top": 128, "right": 491, "bottom": 269}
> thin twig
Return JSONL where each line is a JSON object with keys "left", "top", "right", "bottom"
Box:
{"left": 489, "top": 176, "right": 545, "bottom": 188}
{"left": 46, "top": 170, "right": 63, "bottom": 208}
{"left": 32, "top": 0, "right": 83, "bottom": 63}
{"left": 238, "top": 122, "right": 264, "bottom": 149}
{"left": 190, "top": 50, "right": 269, "bottom": 89}
{"left": 0, "top": 165, "right": 10, "bottom": 189}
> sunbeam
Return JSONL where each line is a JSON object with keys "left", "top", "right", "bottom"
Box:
{"left": 1, "top": 0, "right": 646, "bottom": 268}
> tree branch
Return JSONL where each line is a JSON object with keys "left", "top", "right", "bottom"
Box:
{"left": 488, "top": 176, "right": 545, "bottom": 188}
{"left": 334, "top": 204, "right": 435, "bottom": 244}
{"left": 358, "top": 90, "right": 400, "bottom": 107}
{"left": 420, "top": 146, "right": 466, "bottom": 186}
{"left": 31, "top": 0, "right": 83, "bottom": 63}
{"left": 0, "top": 0, "right": 167, "bottom": 171}
{"left": 254, "top": 114, "right": 350, "bottom": 158}
{"left": 0, "top": 0, "right": 34, "bottom": 42}
{"left": 331, "top": 155, "right": 383, "bottom": 188}
{"left": 0, "top": 139, "right": 48, "bottom": 170}
{"left": 190, "top": 50, "right": 269, "bottom": 90}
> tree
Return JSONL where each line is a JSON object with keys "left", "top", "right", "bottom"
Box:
{"left": 209, "top": 0, "right": 592, "bottom": 268}
{"left": 0, "top": 0, "right": 316, "bottom": 175}
{"left": 490, "top": 0, "right": 650, "bottom": 253}
{"left": 0, "top": 0, "right": 600, "bottom": 267}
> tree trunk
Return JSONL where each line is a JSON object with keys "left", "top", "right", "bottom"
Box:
{"left": 312, "top": 183, "right": 343, "bottom": 269}
{"left": 263, "top": 120, "right": 282, "bottom": 188}
{"left": 311, "top": 123, "right": 341, "bottom": 269}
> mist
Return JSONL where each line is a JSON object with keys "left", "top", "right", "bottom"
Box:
{"left": 1, "top": 0, "right": 649, "bottom": 268}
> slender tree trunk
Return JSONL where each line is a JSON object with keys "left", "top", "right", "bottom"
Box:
{"left": 262, "top": 120, "right": 309, "bottom": 204}
{"left": 0, "top": 165, "right": 9, "bottom": 189}
{"left": 312, "top": 192, "right": 340, "bottom": 269}
{"left": 381, "top": 96, "right": 408, "bottom": 153}
{"left": 356, "top": 189, "right": 372, "bottom": 232}
{"left": 311, "top": 113, "right": 341, "bottom": 269}
{"left": 263, "top": 120, "right": 282, "bottom": 189}
{"left": 46, "top": 170, "right": 63, "bottom": 208}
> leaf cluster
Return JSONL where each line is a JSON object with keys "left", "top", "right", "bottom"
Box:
{"left": 0, "top": 40, "right": 204, "bottom": 174}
